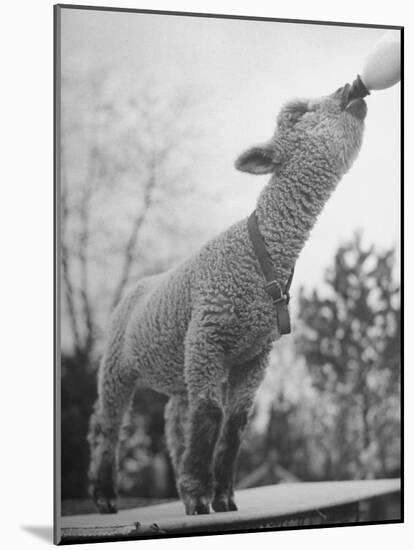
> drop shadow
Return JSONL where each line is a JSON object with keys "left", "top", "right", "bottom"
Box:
{"left": 21, "top": 525, "right": 54, "bottom": 543}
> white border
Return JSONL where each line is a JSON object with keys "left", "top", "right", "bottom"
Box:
{"left": 1, "top": 0, "right": 410, "bottom": 548}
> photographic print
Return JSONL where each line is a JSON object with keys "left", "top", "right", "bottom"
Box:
{"left": 54, "top": 5, "right": 402, "bottom": 544}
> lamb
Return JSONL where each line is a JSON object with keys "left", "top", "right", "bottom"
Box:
{"left": 88, "top": 83, "right": 367, "bottom": 515}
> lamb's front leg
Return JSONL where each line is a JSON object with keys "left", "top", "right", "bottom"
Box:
{"left": 212, "top": 353, "right": 269, "bottom": 512}
{"left": 178, "top": 325, "right": 225, "bottom": 515}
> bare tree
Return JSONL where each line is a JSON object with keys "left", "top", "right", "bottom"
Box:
{"left": 60, "top": 70, "right": 209, "bottom": 365}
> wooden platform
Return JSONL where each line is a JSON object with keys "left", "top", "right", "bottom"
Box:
{"left": 59, "top": 479, "right": 401, "bottom": 543}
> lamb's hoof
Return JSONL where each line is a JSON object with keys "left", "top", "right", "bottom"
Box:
{"left": 91, "top": 487, "right": 118, "bottom": 514}
{"left": 184, "top": 496, "right": 211, "bottom": 515}
{"left": 212, "top": 494, "right": 238, "bottom": 512}
{"left": 96, "top": 496, "right": 117, "bottom": 514}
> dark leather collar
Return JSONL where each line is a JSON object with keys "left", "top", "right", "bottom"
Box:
{"left": 247, "top": 211, "right": 294, "bottom": 335}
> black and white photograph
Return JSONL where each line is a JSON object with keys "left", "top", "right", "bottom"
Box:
{"left": 55, "top": 5, "right": 402, "bottom": 544}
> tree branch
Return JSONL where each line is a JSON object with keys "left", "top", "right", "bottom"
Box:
{"left": 61, "top": 171, "right": 82, "bottom": 353}
{"left": 110, "top": 164, "right": 157, "bottom": 310}
{"left": 77, "top": 145, "right": 97, "bottom": 354}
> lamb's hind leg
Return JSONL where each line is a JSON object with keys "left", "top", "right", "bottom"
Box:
{"left": 164, "top": 395, "right": 189, "bottom": 489}
{"left": 212, "top": 352, "right": 269, "bottom": 512}
{"left": 88, "top": 354, "right": 139, "bottom": 514}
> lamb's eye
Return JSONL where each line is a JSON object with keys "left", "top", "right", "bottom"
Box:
{"left": 307, "top": 100, "right": 319, "bottom": 111}
{"left": 288, "top": 107, "right": 308, "bottom": 123}
{"left": 292, "top": 111, "right": 308, "bottom": 124}
{"left": 288, "top": 113, "right": 300, "bottom": 123}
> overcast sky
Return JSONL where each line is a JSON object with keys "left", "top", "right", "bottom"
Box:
{"left": 61, "top": 8, "right": 401, "bottom": 292}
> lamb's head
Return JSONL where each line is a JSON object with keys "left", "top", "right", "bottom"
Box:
{"left": 235, "top": 84, "right": 366, "bottom": 182}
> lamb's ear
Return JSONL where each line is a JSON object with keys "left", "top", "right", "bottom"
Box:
{"left": 235, "top": 141, "right": 282, "bottom": 175}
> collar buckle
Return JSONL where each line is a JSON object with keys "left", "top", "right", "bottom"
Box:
{"left": 264, "top": 280, "right": 289, "bottom": 303}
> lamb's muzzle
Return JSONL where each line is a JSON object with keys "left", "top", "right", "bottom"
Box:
{"left": 345, "top": 97, "right": 367, "bottom": 120}
{"left": 334, "top": 83, "right": 367, "bottom": 120}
